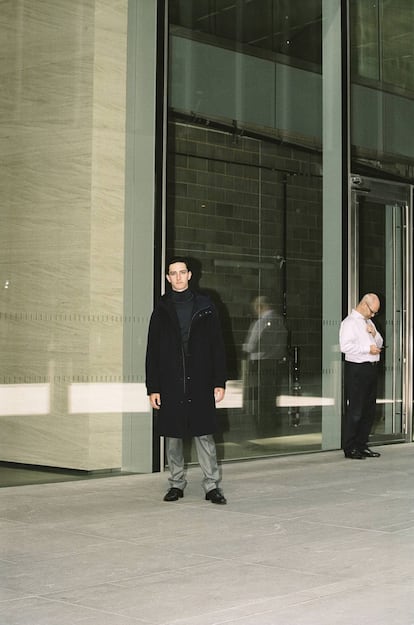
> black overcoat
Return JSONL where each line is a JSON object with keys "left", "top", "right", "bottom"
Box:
{"left": 145, "top": 291, "right": 227, "bottom": 437}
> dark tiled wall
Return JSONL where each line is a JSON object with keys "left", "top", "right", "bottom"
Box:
{"left": 167, "top": 121, "right": 323, "bottom": 393}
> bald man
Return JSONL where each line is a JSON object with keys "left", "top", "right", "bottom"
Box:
{"left": 340, "top": 293, "right": 383, "bottom": 459}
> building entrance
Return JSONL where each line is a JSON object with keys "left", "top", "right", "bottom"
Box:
{"left": 349, "top": 175, "right": 413, "bottom": 443}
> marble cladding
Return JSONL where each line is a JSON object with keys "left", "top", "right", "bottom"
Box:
{"left": 0, "top": 0, "right": 129, "bottom": 470}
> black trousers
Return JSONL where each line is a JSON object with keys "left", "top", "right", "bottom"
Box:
{"left": 343, "top": 361, "right": 378, "bottom": 452}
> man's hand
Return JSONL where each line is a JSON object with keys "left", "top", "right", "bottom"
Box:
{"left": 369, "top": 345, "right": 381, "bottom": 355}
{"left": 214, "top": 387, "right": 225, "bottom": 403}
{"left": 149, "top": 393, "right": 161, "bottom": 409}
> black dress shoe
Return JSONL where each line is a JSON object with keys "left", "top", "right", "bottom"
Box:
{"left": 205, "top": 488, "right": 227, "bottom": 505}
{"left": 344, "top": 448, "right": 365, "bottom": 459}
{"left": 361, "top": 447, "right": 381, "bottom": 457}
{"left": 163, "top": 487, "right": 184, "bottom": 502}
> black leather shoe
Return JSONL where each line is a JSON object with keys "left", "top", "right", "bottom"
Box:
{"left": 344, "top": 449, "right": 365, "bottom": 459}
{"left": 361, "top": 447, "right": 381, "bottom": 457}
{"left": 205, "top": 488, "right": 227, "bottom": 505}
{"left": 163, "top": 487, "right": 184, "bottom": 502}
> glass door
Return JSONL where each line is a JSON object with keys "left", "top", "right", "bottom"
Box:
{"left": 349, "top": 175, "right": 413, "bottom": 443}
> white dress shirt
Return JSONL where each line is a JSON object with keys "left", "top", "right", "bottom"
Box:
{"left": 339, "top": 309, "right": 383, "bottom": 363}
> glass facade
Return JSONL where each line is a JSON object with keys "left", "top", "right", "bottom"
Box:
{"left": 166, "top": 0, "right": 334, "bottom": 461}
{"left": 0, "top": 1, "right": 412, "bottom": 486}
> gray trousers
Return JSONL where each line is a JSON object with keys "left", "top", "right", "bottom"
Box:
{"left": 165, "top": 435, "right": 221, "bottom": 494}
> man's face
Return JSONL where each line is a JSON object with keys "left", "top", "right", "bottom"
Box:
{"left": 166, "top": 262, "right": 192, "bottom": 292}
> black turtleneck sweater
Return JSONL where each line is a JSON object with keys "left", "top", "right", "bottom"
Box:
{"left": 171, "top": 289, "right": 194, "bottom": 353}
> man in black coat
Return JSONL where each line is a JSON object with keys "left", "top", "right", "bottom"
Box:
{"left": 145, "top": 257, "right": 227, "bottom": 504}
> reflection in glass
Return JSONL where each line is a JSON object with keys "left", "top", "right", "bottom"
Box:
{"left": 382, "top": 1, "right": 414, "bottom": 91}
{"left": 350, "top": 0, "right": 414, "bottom": 92}
{"left": 169, "top": 0, "right": 322, "bottom": 67}
{"left": 350, "top": 0, "right": 380, "bottom": 81}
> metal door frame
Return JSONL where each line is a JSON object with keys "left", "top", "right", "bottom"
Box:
{"left": 349, "top": 175, "right": 413, "bottom": 441}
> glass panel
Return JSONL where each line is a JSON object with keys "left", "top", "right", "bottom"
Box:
{"left": 169, "top": 0, "right": 322, "bottom": 66}
{"left": 350, "top": 0, "right": 414, "bottom": 91}
{"left": 350, "top": 1, "right": 414, "bottom": 187}
{"left": 166, "top": 0, "right": 333, "bottom": 464}
{"left": 356, "top": 194, "right": 405, "bottom": 441}
{"left": 166, "top": 128, "right": 323, "bottom": 461}
{"left": 350, "top": 0, "right": 380, "bottom": 81}
{"left": 382, "top": 0, "right": 414, "bottom": 92}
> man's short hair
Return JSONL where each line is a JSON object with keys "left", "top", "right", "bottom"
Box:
{"left": 166, "top": 256, "right": 190, "bottom": 273}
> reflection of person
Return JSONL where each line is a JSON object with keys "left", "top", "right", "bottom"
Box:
{"left": 242, "top": 295, "right": 288, "bottom": 435}
{"left": 340, "top": 293, "right": 383, "bottom": 460}
{"left": 145, "top": 257, "right": 227, "bottom": 504}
